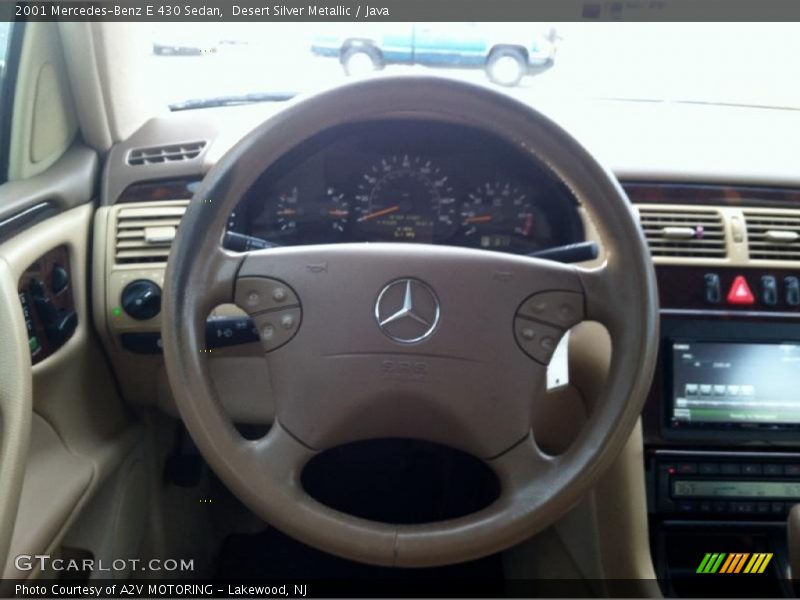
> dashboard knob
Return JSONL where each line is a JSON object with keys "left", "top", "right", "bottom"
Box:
{"left": 121, "top": 280, "right": 162, "bottom": 320}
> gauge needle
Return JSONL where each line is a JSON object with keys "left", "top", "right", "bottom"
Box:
{"left": 328, "top": 209, "right": 350, "bottom": 217}
{"left": 357, "top": 205, "right": 400, "bottom": 222}
{"left": 522, "top": 214, "right": 534, "bottom": 236}
{"left": 465, "top": 215, "right": 493, "bottom": 224}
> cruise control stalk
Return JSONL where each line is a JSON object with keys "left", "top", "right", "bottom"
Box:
{"left": 528, "top": 241, "right": 598, "bottom": 263}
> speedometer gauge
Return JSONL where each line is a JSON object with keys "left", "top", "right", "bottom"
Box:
{"left": 460, "top": 182, "right": 555, "bottom": 251}
{"left": 354, "top": 155, "right": 457, "bottom": 242}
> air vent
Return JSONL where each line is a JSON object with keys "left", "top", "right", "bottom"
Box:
{"left": 115, "top": 202, "right": 188, "bottom": 264}
{"left": 637, "top": 207, "right": 726, "bottom": 258}
{"left": 744, "top": 210, "right": 800, "bottom": 261}
{"left": 128, "top": 142, "right": 206, "bottom": 166}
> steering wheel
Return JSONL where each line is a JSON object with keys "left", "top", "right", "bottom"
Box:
{"left": 162, "top": 76, "right": 658, "bottom": 567}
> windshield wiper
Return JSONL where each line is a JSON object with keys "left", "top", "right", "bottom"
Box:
{"left": 170, "top": 92, "right": 296, "bottom": 111}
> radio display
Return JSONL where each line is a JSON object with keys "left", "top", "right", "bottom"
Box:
{"left": 670, "top": 341, "right": 800, "bottom": 428}
{"left": 673, "top": 479, "right": 800, "bottom": 500}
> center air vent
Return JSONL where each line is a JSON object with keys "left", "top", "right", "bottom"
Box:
{"left": 128, "top": 142, "right": 206, "bottom": 166}
{"left": 115, "top": 202, "right": 188, "bottom": 264}
{"left": 637, "top": 206, "right": 726, "bottom": 259}
{"left": 744, "top": 210, "right": 800, "bottom": 261}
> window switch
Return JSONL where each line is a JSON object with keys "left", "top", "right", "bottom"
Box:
{"left": 786, "top": 276, "right": 800, "bottom": 307}
{"left": 704, "top": 273, "right": 721, "bottom": 304}
{"left": 51, "top": 265, "right": 69, "bottom": 295}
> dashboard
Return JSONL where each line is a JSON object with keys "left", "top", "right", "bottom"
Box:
{"left": 227, "top": 121, "right": 584, "bottom": 255}
{"left": 93, "top": 101, "right": 800, "bottom": 597}
{"left": 88, "top": 98, "right": 800, "bottom": 597}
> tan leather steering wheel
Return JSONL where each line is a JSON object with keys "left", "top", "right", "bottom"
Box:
{"left": 162, "top": 76, "right": 658, "bottom": 567}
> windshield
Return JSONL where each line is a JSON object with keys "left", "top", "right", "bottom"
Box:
{"left": 142, "top": 23, "right": 800, "bottom": 110}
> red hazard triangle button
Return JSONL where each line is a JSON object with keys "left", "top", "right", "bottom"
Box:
{"left": 727, "top": 275, "right": 755, "bottom": 305}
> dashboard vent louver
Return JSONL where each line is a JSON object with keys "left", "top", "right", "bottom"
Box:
{"left": 127, "top": 141, "right": 206, "bottom": 166}
{"left": 744, "top": 210, "right": 800, "bottom": 261}
{"left": 115, "top": 202, "right": 188, "bottom": 264}
{"left": 637, "top": 207, "right": 726, "bottom": 258}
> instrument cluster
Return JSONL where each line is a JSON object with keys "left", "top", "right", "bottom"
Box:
{"left": 229, "top": 121, "right": 585, "bottom": 255}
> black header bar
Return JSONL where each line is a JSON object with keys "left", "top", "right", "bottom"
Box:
{"left": 3, "top": 0, "right": 800, "bottom": 22}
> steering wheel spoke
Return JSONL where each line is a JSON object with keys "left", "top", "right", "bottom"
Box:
{"left": 240, "top": 420, "right": 316, "bottom": 488}
{"left": 488, "top": 432, "right": 556, "bottom": 495}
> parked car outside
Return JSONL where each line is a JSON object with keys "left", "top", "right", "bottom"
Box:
{"left": 311, "top": 22, "right": 556, "bottom": 86}
{"left": 152, "top": 24, "right": 218, "bottom": 56}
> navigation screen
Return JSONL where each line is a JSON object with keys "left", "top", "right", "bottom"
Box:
{"left": 670, "top": 341, "right": 800, "bottom": 427}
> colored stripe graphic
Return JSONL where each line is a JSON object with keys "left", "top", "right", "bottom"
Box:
{"left": 696, "top": 553, "right": 713, "bottom": 573}
{"left": 720, "top": 553, "right": 740, "bottom": 573}
{"left": 733, "top": 553, "right": 749, "bottom": 573}
{"left": 753, "top": 553, "right": 773, "bottom": 573}
{"left": 698, "top": 552, "right": 773, "bottom": 574}
{"left": 697, "top": 553, "right": 726, "bottom": 573}
{"left": 719, "top": 553, "right": 735, "bottom": 573}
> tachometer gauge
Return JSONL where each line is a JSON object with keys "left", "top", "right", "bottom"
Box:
{"left": 274, "top": 187, "right": 302, "bottom": 233}
{"left": 354, "top": 155, "right": 457, "bottom": 242}
{"left": 460, "top": 182, "right": 554, "bottom": 251}
{"left": 267, "top": 186, "right": 350, "bottom": 242}
{"left": 325, "top": 188, "right": 351, "bottom": 233}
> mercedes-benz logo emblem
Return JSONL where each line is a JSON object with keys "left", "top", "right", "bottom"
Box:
{"left": 375, "top": 278, "right": 440, "bottom": 344}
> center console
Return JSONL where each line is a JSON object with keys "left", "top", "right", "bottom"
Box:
{"left": 624, "top": 181, "right": 800, "bottom": 596}
{"left": 646, "top": 311, "right": 800, "bottom": 596}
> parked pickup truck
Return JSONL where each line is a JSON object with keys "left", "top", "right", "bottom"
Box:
{"left": 311, "top": 23, "right": 556, "bottom": 87}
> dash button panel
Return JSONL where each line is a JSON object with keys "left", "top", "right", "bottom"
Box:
{"left": 514, "top": 290, "right": 584, "bottom": 364}
{"left": 235, "top": 277, "right": 302, "bottom": 352}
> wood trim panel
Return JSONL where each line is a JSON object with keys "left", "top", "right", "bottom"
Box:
{"left": 624, "top": 182, "right": 800, "bottom": 209}
{"left": 17, "top": 245, "right": 76, "bottom": 364}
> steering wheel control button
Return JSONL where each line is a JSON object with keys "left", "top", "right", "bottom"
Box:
{"left": 253, "top": 308, "right": 301, "bottom": 352}
{"left": 375, "top": 278, "right": 440, "bottom": 344}
{"left": 280, "top": 313, "right": 295, "bottom": 329}
{"left": 235, "top": 277, "right": 300, "bottom": 314}
{"left": 517, "top": 291, "right": 584, "bottom": 329}
{"left": 514, "top": 317, "right": 564, "bottom": 364}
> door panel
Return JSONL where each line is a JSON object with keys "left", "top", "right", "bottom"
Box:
{"left": 0, "top": 255, "right": 31, "bottom": 572}
{"left": 0, "top": 144, "right": 98, "bottom": 237}
{"left": 0, "top": 145, "right": 143, "bottom": 581}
